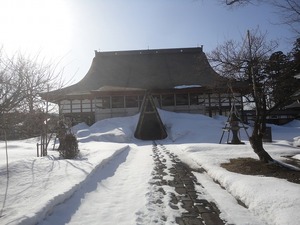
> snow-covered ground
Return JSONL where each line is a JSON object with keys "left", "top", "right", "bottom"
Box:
{"left": 0, "top": 110, "right": 299, "bottom": 225}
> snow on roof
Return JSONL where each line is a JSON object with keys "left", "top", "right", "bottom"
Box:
{"left": 174, "top": 84, "right": 202, "bottom": 89}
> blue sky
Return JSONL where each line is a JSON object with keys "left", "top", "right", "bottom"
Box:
{"left": 0, "top": 0, "right": 296, "bottom": 84}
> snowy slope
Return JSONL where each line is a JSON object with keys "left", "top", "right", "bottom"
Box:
{"left": 0, "top": 110, "right": 299, "bottom": 225}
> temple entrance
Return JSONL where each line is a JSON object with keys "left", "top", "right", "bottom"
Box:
{"left": 134, "top": 92, "right": 168, "bottom": 140}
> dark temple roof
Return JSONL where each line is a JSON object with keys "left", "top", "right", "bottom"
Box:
{"left": 43, "top": 47, "right": 228, "bottom": 101}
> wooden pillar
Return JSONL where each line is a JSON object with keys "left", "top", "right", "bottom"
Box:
{"left": 174, "top": 93, "right": 176, "bottom": 108}
{"left": 58, "top": 101, "right": 62, "bottom": 116}
{"left": 188, "top": 93, "right": 191, "bottom": 111}
{"left": 240, "top": 94, "right": 245, "bottom": 122}
{"left": 218, "top": 93, "right": 222, "bottom": 115}
{"left": 159, "top": 94, "right": 162, "bottom": 108}
{"left": 109, "top": 96, "right": 112, "bottom": 117}
{"left": 229, "top": 97, "right": 232, "bottom": 116}
{"left": 208, "top": 93, "right": 212, "bottom": 117}
{"left": 90, "top": 98, "right": 93, "bottom": 112}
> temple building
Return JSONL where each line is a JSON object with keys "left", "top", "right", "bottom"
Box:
{"left": 40, "top": 47, "right": 248, "bottom": 125}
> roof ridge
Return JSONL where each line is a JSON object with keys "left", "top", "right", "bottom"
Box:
{"left": 94, "top": 47, "right": 203, "bottom": 57}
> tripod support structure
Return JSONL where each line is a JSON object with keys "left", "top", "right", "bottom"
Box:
{"left": 219, "top": 102, "right": 249, "bottom": 144}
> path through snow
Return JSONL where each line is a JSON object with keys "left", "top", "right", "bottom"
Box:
{"left": 39, "top": 141, "right": 256, "bottom": 225}
{"left": 40, "top": 144, "right": 154, "bottom": 225}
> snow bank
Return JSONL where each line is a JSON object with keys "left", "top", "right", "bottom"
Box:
{"left": 283, "top": 119, "right": 300, "bottom": 128}
{"left": 0, "top": 143, "right": 129, "bottom": 225}
{"left": 293, "top": 136, "right": 300, "bottom": 148}
{"left": 75, "top": 115, "right": 138, "bottom": 143}
{"left": 71, "top": 122, "right": 90, "bottom": 134}
{"left": 1, "top": 110, "right": 300, "bottom": 225}
{"left": 71, "top": 122, "right": 90, "bottom": 138}
{"left": 160, "top": 110, "right": 225, "bottom": 143}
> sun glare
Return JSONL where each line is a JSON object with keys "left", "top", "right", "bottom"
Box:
{"left": 0, "top": 0, "right": 72, "bottom": 57}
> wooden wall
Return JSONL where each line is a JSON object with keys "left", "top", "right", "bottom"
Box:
{"left": 58, "top": 92, "right": 243, "bottom": 125}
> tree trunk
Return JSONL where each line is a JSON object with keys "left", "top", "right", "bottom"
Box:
{"left": 247, "top": 29, "right": 274, "bottom": 163}
{"left": 249, "top": 121, "right": 274, "bottom": 163}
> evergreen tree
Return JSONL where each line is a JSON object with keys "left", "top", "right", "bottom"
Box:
{"left": 290, "top": 38, "right": 300, "bottom": 74}
{"left": 264, "top": 51, "right": 294, "bottom": 108}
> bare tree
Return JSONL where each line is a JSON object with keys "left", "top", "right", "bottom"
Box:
{"left": 0, "top": 48, "right": 63, "bottom": 138}
{"left": 224, "top": 0, "right": 300, "bottom": 34}
{"left": 225, "top": 0, "right": 250, "bottom": 5}
{"left": 272, "top": 0, "right": 300, "bottom": 35}
{"left": 18, "top": 55, "right": 63, "bottom": 113}
{"left": 209, "top": 28, "right": 279, "bottom": 162}
{"left": 0, "top": 50, "right": 27, "bottom": 115}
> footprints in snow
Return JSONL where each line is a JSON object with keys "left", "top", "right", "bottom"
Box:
{"left": 136, "top": 142, "right": 226, "bottom": 225}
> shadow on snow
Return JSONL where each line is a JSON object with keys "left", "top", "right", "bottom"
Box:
{"left": 39, "top": 147, "right": 130, "bottom": 225}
